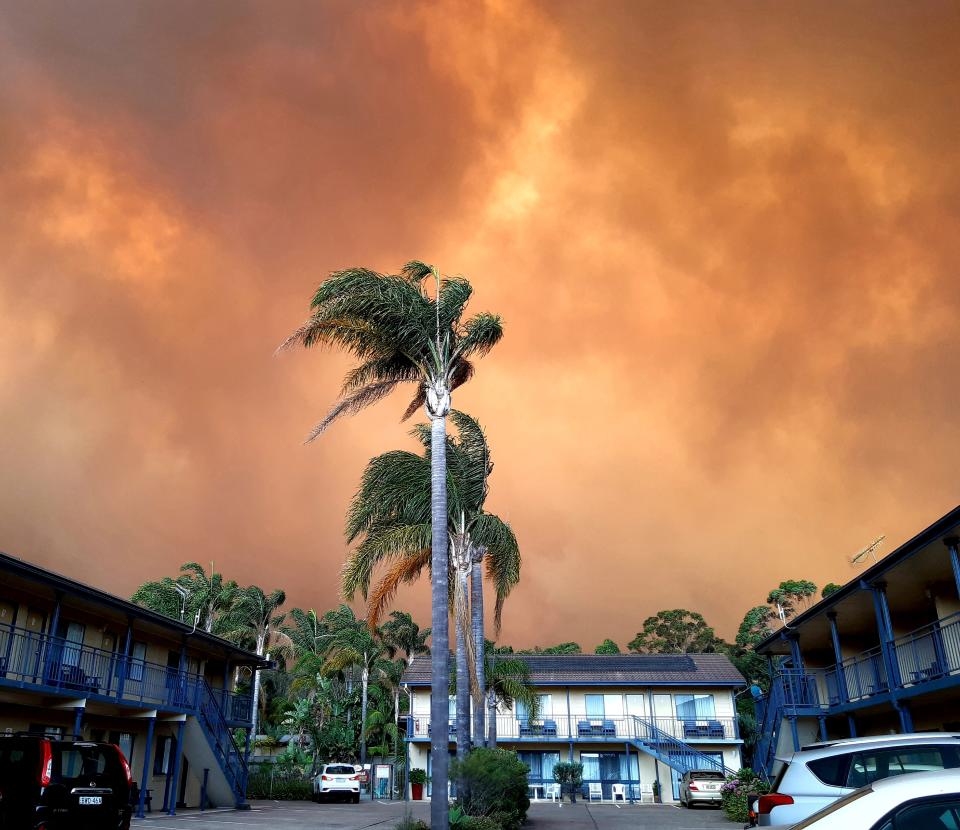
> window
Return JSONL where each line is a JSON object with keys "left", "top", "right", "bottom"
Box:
{"left": 675, "top": 694, "right": 716, "bottom": 719}
{"left": 109, "top": 731, "right": 135, "bottom": 765}
{"left": 62, "top": 622, "right": 85, "bottom": 668}
{"left": 625, "top": 694, "right": 644, "bottom": 717}
{"left": 807, "top": 754, "right": 849, "bottom": 787}
{"left": 889, "top": 798, "right": 960, "bottom": 830}
{"left": 845, "top": 746, "right": 960, "bottom": 789}
{"left": 129, "top": 642, "right": 147, "bottom": 682}
{"left": 154, "top": 736, "right": 176, "bottom": 776}
{"left": 517, "top": 751, "right": 560, "bottom": 782}
{"left": 585, "top": 695, "right": 604, "bottom": 718}
{"left": 538, "top": 694, "right": 552, "bottom": 719}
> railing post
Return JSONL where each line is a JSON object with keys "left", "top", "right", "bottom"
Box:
{"left": 827, "top": 612, "right": 848, "bottom": 703}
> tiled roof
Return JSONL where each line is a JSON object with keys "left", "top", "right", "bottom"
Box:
{"left": 402, "top": 653, "right": 745, "bottom": 687}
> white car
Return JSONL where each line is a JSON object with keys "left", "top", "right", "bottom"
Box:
{"left": 771, "top": 768, "right": 960, "bottom": 829}
{"left": 757, "top": 732, "right": 960, "bottom": 826}
{"left": 313, "top": 763, "right": 361, "bottom": 803}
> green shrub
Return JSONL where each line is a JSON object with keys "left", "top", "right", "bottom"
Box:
{"left": 720, "top": 768, "right": 769, "bottom": 823}
{"left": 463, "top": 817, "right": 501, "bottom": 830}
{"left": 394, "top": 815, "right": 430, "bottom": 830}
{"left": 451, "top": 748, "right": 531, "bottom": 830}
{"left": 245, "top": 766, "right": 313, "bottom": 800}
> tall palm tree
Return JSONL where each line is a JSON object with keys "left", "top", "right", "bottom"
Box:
{"left": 280, "top": 262, "right": 503, "bottom": 828}
{"left": 320, "top": 605, "right": 390, "bottom": 766}
{"left": 282, "top": 607, "right": 327, "bottom": 658}
{"left": 341, "top": 412, "right": 520, "bottom": 755}
{"left": 219, "top": 586, "right": 291, "bottom": 740}
{"left": 381, "top": 611, "right": 430, "bottom": 668}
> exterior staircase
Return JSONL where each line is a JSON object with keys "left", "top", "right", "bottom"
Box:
{"left": 191, "top": 678, "right": 249, "bottom": 806}
{"left": 626, "top": 715, "right": 739, "bottom": 776}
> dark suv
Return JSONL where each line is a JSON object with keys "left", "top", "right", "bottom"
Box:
{"left": 0, "top": 734, "right": 133, "bottom": 830}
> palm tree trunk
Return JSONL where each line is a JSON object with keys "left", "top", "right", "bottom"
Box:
{"left": 360, "top": 663, "right": 369, "bottom": 766}
{"left": 471, "top": 558, "right": 485, "bottom": 747}
{"left": 487, "top": 691, "right": 498, "bottom": 749}
{"left": 455, "top": 571, "right": 470, "bottom": 763}
{"left": 251, "top": 633, "right": 267, "bottom": 741}
{"left": 429, "top": 412, "right": 450, "bottom": 828}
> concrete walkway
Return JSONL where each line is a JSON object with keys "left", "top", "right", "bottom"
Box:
{"left": 131, "top": 799, "right": 730, "bottom": 829}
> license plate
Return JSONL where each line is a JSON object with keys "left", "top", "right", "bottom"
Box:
{"left": 336, "top": 777, "right": 346, "bottom": 783}
{"left": 79, "top": 796, "right": 102, "bottom": 805}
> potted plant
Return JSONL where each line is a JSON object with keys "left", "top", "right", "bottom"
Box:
{"left": 652, "top": 780, "right": 661, "bottom": 804}
{"left": 552, "top": 761, "right": 584, "bottom": 804}
{"left": 409, "top": 768, "right": 427, "bottom": 800}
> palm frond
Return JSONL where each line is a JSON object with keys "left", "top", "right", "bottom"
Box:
{"left": 366, "top": 549, "right": 431, "bottom": 628}
{"left": 305, "top": 380, "right": 405, "bottom": 442}
{"left": 455, "top": 313, "right": 503, "bottom": 362}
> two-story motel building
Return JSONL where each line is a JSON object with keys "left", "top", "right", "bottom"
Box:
{"left": 752, "top": 505, "right": 960, "bottom": 776}
{"left": 0, "top": 551, "right": 265, "bottom": 814}
{"left": 403, "top": 653, "right": 745, "bottom": 803}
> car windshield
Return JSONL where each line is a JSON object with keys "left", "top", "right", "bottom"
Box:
{"left": 326, "top": 765, "right": 355, "bottom": 775}
{"left": 788, "top": 785, "right": 874, "bottom": 829}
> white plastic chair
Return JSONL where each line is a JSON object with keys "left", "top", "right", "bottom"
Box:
{"left": 611, "top": 783, "right": 626, "bottom": 805}
{"left": 545, "top": 783, "right": 561, "bottom": 806}
{"left": 588, "top": 782, "right": 603, "bottom": 802}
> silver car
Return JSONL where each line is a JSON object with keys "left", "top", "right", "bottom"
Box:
{"left": 679, "top": 769, "right": 725, "bottom": 807}
{"left": 756, "top": 732, "right": 960, "bottom": 826}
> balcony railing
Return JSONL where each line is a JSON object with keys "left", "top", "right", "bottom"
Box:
{"left": 892, "top": 611, "right": 960, "bottom": 688}
{"left": 410, "top": 714, "right": 738, "bottom": 742}
{"left": 0, "top": 622, "right": 251, "bottom": 721}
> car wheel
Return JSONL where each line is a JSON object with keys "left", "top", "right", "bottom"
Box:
{"left": 353, "top": 793, "right": 360, "bottom": 804}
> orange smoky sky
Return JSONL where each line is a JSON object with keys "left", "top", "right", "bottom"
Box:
{"left": 1, "top": 1, "right": 959, "bottom": 648}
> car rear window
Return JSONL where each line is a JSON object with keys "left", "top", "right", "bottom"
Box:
{"left": 808, "top": 754, "right": 850, "bottom": 786}
{"left": 0, "top": 742, "right": 38, "bottom": 783}
{"left": 845, "top": 746, "right": 960, "bottom": 788}
{"left": 53, "top": 744, "right": 123, "bottom": 787}
{"left": 326, "top": 765, "right": 356, "bottom": 775}
{"left": 691, "top": 771, "right": 725, "bottom": 780}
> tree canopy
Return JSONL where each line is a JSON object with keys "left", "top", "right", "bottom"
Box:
{"left": 594, "top": 639, "right": 621, "bottom": 654}
{"left": 628, "top": 609, "right": 722, "bottom": 654}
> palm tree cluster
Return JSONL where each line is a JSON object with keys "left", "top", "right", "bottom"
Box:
{"left": 133, "top": 564, "right": 438, "bottom": 774}
{"left": 281, "top": 260, "right": 518, "bottom": 828}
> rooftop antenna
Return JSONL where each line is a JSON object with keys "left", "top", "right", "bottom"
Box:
{"left": 850, "top": 535, "right": 886, "bottom": 567}
{"left": 173, "top": 583, "right": 191, "bottom": 622}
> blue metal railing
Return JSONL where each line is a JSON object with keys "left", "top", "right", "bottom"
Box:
{"left": 197, "top": 677, "right": 247, "bottom": 800}
{"left": 628, "top": 714, "right": 737, "bottom": 776}
{"left": 893, "top": 612, "right": 960, "bottom": 686}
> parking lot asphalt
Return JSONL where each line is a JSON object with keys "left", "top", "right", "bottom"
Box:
{"left": 132, "top": 799, "right": 733, "bottom": 829}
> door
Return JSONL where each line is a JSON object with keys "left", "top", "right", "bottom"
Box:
{"left": 62, "top": 622, "right": 85, "bottom": 668}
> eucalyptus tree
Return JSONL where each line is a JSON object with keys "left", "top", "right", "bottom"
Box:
{"left": 219, "top": 586, "right": 291, "bottom": 740}
{"left": 280, "top": 261, "right": 503, "bottom": 826}
{"left": 341, "top": 411, "right": 520, "bottom": 755}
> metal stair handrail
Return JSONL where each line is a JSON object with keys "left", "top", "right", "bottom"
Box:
{"left": 196, "top": 677, "right": 247, "bottom": 797}
{"left": 626, "top": 714, "right": 738, "bottom": 776}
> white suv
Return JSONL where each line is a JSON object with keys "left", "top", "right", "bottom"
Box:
{"left": 757, "top": 733, "right": 960, "bottom": 826}
{"left": 313, "top": 763, "right": 361, "bottom": 803}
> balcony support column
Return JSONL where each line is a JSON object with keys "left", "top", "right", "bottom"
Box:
{"left": 136, "top": 714, "right": 156, "bottom": 819}
{"left": 117, "top": 620, "right": 133, "bottom": 701}
{"left": 945, "top": 537, "right": 960, "bottom": 600}
{"left": 827, "top": 612, "right": 848, "bottom": 704}
{"left": 868, "top": 581, "right": 902, "bottom": 690}
{"left": 817, "top": 716, "right": 827, "bottom": 742}
{"left": 847, "top": 715, "right": 856, "bottom": 737}
{"left": 168, "top": 718, "right": 186, "bottom": 815}
{"left": 565, "top": 686, "right": 574, "bottom": 762}
{"left": 73, "top": 705, "right": 84, "bottom": 738}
